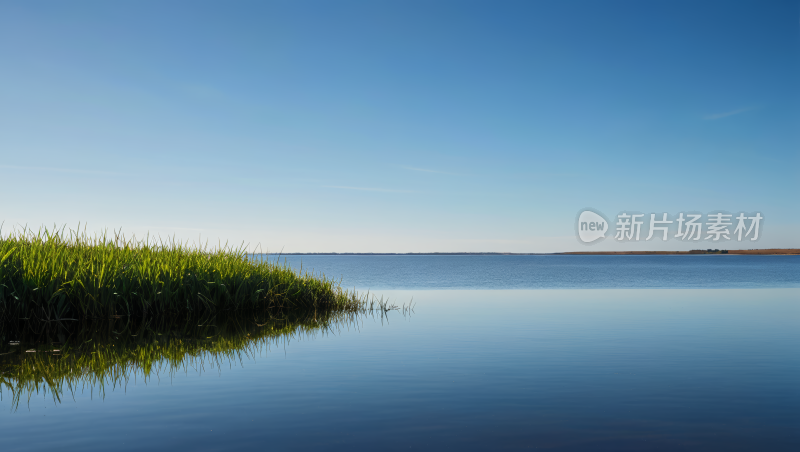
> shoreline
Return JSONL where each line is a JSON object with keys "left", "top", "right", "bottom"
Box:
{"left": 267, "top": 249, "right": 800, "bottom": 256}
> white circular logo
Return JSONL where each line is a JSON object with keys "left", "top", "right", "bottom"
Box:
{"left": 577, "top": 210, "right": 608, "bottom": 243}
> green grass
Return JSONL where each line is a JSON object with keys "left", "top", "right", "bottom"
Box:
{"left": 0, "top": 226, "right": 383, "bottom": 321}
{"left": 0, "top": 310, "right": 362, "bottom": 410}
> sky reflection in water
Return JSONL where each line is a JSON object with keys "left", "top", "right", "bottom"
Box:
{"left": 2, "top": 288, "right": 798, "bottom": 451}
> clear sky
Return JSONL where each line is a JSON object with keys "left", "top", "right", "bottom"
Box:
{"left": 1, "top": 1, "right": 798, "bottom": 252}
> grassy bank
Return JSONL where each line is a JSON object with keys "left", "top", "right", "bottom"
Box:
{"left": 0, "top": 227, "right": 376, "bottom": 321}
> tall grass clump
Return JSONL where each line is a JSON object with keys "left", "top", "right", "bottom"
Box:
{"left": 0, "top": 226, "right": 374, "bottom": 321}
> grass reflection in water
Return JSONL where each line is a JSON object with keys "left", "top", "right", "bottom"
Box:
{"left": 0, "top": 308, "right": 396, "bottom": 411}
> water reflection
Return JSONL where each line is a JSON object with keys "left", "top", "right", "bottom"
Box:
{"left": 0, "top": 309, "right": 376, "bottom": 410}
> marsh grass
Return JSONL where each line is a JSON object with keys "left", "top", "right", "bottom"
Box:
{"left": 0, "top": 309, "right": 374, "bottom": 411}
{"left": 0, "top": 226, "right": 384, "bottom": 321}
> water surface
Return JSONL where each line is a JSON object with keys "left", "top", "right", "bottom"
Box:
{"left": 2, "top": 256, "right": 798, "bottom": 451}
{"left": 271, "top": 254, "right": 800, "bottom": 289}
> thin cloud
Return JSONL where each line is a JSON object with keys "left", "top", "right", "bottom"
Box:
{"left": 0, "top": 165, "right": 117, "bottom": 175}
{"left": 401, "top": 166, "right": 456, "bottom": 175}
{"left": 324, "top": 185, "right": 414, "bottom": 193}
{"left": 704, "top": 107, "right": 752, "bottom": 120}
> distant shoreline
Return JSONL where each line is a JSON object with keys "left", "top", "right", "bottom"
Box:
{"left": 267, "top": 249, "right": 800, "bottom": 256}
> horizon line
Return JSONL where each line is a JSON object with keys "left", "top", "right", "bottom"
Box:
{"left": 260, "top": 249, "right": 799, "bottom": 256}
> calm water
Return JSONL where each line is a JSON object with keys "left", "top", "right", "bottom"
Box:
{"left": 272, "top": 254, "right": 800, "bottom": 289}
{"left": 2, "top": 257, "right": 799, "bottom": 451}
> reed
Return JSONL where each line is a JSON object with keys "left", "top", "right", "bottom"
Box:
{"left": 0, "top": 226, "right": 378, "bottom": 321}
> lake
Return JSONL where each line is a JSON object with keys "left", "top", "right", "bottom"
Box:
{"left": 272, "top": 254, "right": 800, "bottom": 289}
{"left": 2, "top": 256, "right": 799, "bottom": 451}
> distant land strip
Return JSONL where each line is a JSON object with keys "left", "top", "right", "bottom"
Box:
{"left": 268, "top": 249, "right": 800, "bottom": 256}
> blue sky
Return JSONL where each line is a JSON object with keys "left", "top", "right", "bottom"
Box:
{"left": 1, "top": 1, "right": 798, "bottom": 252}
